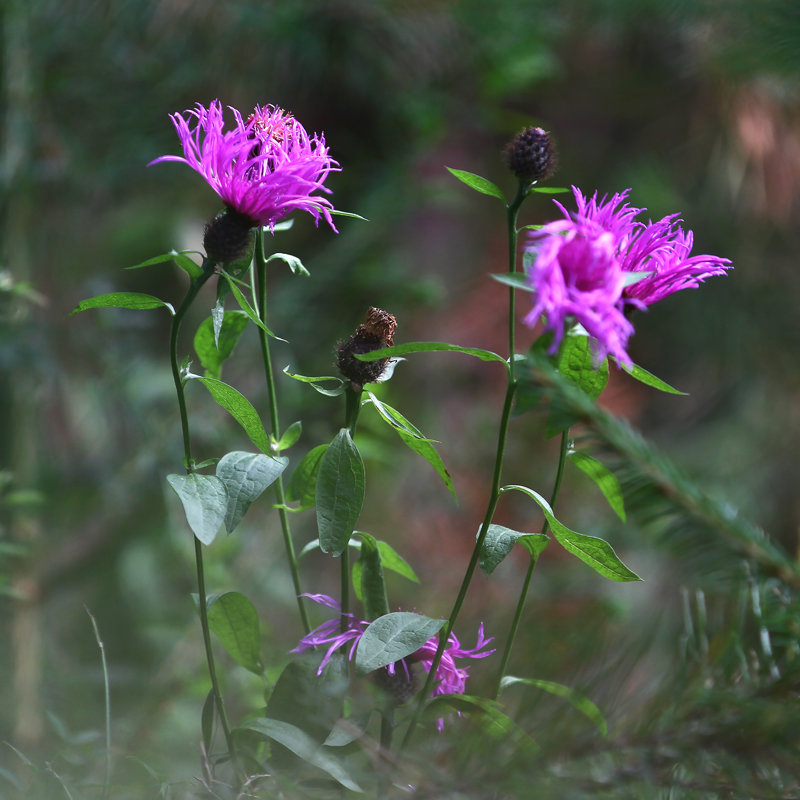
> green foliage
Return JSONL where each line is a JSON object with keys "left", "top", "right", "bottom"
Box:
{"left": 355, "top": 612, "right": 445, "bottom": 673}
{"left": 165, "top": 473, "right": 227, "bottom": 545}
{"left": 479, "top": 524, "right": 549, "bottom": 575}
{"left": 70, "top": 292, "right": 174, "bottom": 315}
{"left": 206, "top": 591, "right": 263, "bottom": 674}
{"left": 193, "top": 310, "right": 249, "bottom": 380}
{"left": 446, "top": 167, "right": 507, "bottom": 201}
{"left": 568, "top": 450, "right": 627, "bottom": 522}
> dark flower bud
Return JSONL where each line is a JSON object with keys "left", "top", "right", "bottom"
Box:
{"left": 203, "top": 207, "right": 256, "bottom": 265}
{"left": 504, "top": 126, "right": 557, "bottom": 184}
{"left": 372, "top": 663, "right": 418, "bottom": 706}
{"left": 335, "top": 307, "right": 397, "bottom": 388}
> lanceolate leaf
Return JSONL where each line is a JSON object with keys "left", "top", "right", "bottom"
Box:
{"left": 240, "top": 718, "right": 362, "bottom": 792}
{"left": 490, "top": 273, "right": 534, "bottom": 292}
{"left": 620, "top": 361, "right": 687, "bottom": 395}
{"left": 446, "top": 167, "right": 506, "bottom": 201}
{"left": 125, "top": 249, "right": 204, "bottom": 278}
{"left": 569, "top": 450, "right": 626, "bottom": 522}
{"left": 503, "top": 484, "right": 641, "bottom": 582}
{"left": 356, "top": 532, "right": 389, "bottom": 620}
{"left": 216, "top": 451, "right": 288, "bottom": 532}
{"left": 357, "top": 341, "right": 507, "bottom": 366}
{"left": 188, "top": 376, "right": 271, "bottom": 454}
{"left": 355, "top": 612, "right": 444, "bottom": 674}
{"left": 316, "top": 430, "right": 365, "bottom": 556}
{"left": 287, "top": 444, "right": 328, "bottom": 509}
{"left": 70, "top": 292, "right": 174, "bottom": 315}
{"left": 166, "top": 473, "right": 227, "bottom": 545}
{"left": 218, "top": 268, "right": 283, "bottom": 340}
{"left": 207, "top": 591, "right": 262, "bottom": 674}
{"left": 194, "top": 310, "right": 249, "bottom": 380}
{"left": 500, "top": 676, "right": 607, "bottom": 736}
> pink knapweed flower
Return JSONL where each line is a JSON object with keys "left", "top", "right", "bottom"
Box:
{"left": 291, "top": 594, "right": 494, "bottom": 727}
{"left": 524, "top": 186, "right": 731, "bottom": 366}
{"left": 149, "top": 100, "right": 339, "bottom": 231}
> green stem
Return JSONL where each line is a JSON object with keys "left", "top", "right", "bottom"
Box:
{"left": 492, "top": 428, "right": 569, "bottom": 697}
{"left": 254, "top": 231, "right": 311, "bottom": 634}
{"left": 506, "top": 181, "right": 527, "bottom": 384}
{"left": 169, "top": 263, "right": 237, "bottom": 762}
{"left": 340, "top": 386, "right": 362, "bottom": 631}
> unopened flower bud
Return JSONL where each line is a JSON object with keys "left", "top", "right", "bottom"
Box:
{"left": 373, "top": 663, "right": 418, "bottom": 706}
{"left": 203, "top": 207, "right": 255, "bottom": 265}
{"left": 335, "top": 307, "right": 397, "bottom": 388}
{"left": 504, "top": 126, "right": 557, "bottom": 184}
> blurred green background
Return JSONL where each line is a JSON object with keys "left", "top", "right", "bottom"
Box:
{"left": 2, "top": 0, "right": 800, "bottom": 797}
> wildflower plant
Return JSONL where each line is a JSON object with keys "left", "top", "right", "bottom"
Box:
{"left": 71, "top": 108, "right": 735, "bottom": 796}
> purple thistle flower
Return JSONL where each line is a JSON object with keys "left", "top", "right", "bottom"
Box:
{"left": 523, "top": 186, "right": 731, "bottom": 366}
{"left": 291, "top": 594, "right": 494, "bottom": 728}
{"left": 149, "top": 100, "right": 339, "bottom": 232}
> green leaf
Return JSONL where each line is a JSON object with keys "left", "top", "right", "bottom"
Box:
{"left": 502, "top": 485, "right": 641, "bottom": 582}
{"left": 373, "top": 539, "right": 418, "bottom": 584}
{"left": 569, "top": 450, "right": 626, "bottom": 522}
{"left": 316, "top": 430, "right": 365, "bottom": 555}
{"left": 364, "top": 392, "right": 456, "bottom": 499}
{"left": 283, "top": 367, "right": 345, "bottom": 397}
{"left": 125, "top": 249, "right": 204, "bottom": 278}
{"left": 490, "top": 273, "right": 534, "bottom": 292}
{"left": 479, "top": 524, "right": 549, "bottom": 575}
{"left": 329, "top": 208, "right": 369, "bottom": 221}
{"left": 287, "top": 444, "right": 328, "bottom": 508}
{"left": 355, "top": 612, "right": 444, "bottom": 674}
{"left": 620, "top": 361, "right": 687, "bottom": 395}
{"left": 216, "top": 451, "right": 288, "bottom": 533}
{"left": 218, "top": 268, "right": 283, "bottom": 341}
{"left": 166, "top": 473, "right": 227, "bottom": 545}
{"left": 356, "top": 341, "right": 507, "bottom": 365}
{"left": 531, "top": 186, "right": 569, "bottom": 194}
{"left": 276, "top": 420, "right": 302, "bottom": 451}
{"left": 356, "top": 532, "right": 389, "bottom": 620}
{"left": 207, "top": 591, "right": 262, "bottom": 674}
{"left": 446, "top": 167, "right": 506, "bottom": 201}
{"left": 70, "top": 292, "right": 174, "bottom": 316}
{"left": 189, "top": 376, "right": 271, "bottom": 454}
{"left": 500, "top": 676, "right": 607, "bottom": 736}
{"left": 266, "top": 252, "right": 309, "bottom": 277}
{"left": 240, "top": 717, "right": 361, "bottom": 792}
{"left": 193, "top": 310, "right": 249, "bottom": 380}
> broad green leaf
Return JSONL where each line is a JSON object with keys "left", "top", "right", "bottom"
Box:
{"left": 266, "top": 252, "right": 309, "bottom": 277}
{"left": 500, "top": 676, "right": 607, "bottom": 735}
{"left": 356, "top": 341, "right": 507, "bottom": 366}
{"left": 287, "top": 444, "right": 328, "bottom": 508}
{"left": 207, "top": 591, "right": 262, "bottom": 674}
{"left": 283, "top": 367, "right": 345, "bottom": 397}
{"left": 166, "top": 473, "right": 227, "bottom": 545}
{"left": 189, "top": 376, "right": 271, "bottom": 454}
{"left": 569, "top": 450, "right": 626, "bottom": 522}
{"left": 490, "top": 273, "right": 534, "bottom": 292}
{"left": 355, "top": 612, "right": 444, "bottom": 674}
{"left": 276, "top": 420, "right": 302, "bottom": 451}
{"left": 356, "top": 532, "right": 389, "bottom": 620}
{"left": 316, "top": 430, "right": 365, "bottom": 555}
{"left": 620, "top": 361, "right": 686, "bottom": 395}
{"left": 70, "top": 292, "right": 174, "bottom": 315}
{"left": 125, "top": 249, "right": 204, "bottom": 278}
{"left": 240, "top": 717, "right": 361, "bottom": 792}
{"left": 502, "top": 485, "right": 641, "bottom": 582}
{"left": 194, "top": 310, "right": 249, "bottom": 380}
{"left": 446, "top": 167, "right": 506, "bottom": 201}
{"left": 216, "top": 451, "right": 288, "bottom": 532}
{"left": 479, "top": 524, "right": 549, "bottom": 575}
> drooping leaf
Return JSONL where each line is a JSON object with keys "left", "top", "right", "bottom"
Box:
{"left": 355, "top": 612, "right": 444, "bottom": 674}
{"left": 70, "top": 292, "right": 174, "bottom": 315}
{"left": 206, "top": 591, "right": 262, "bottom": 674}
{"left": 266, "top": 252, "right": 309, "bottom": 277}
{"left": 500, "top": 676, "right": 607, "bottom": 736}
{"left": 316, "top": 430, "right": 365, "bottom": 555}
{"left": 503, "top": 485, "right": 641, "bottom": 582}
{"left": 620, "top": 361, "right": 687, "bottom": 395}
{"left": 240, "top": 717, "right": 361, "bottom": 792}
{"left": 356, "top": 341, "right": 507, "bottom": 366}
{"left": 188, "top": 376, "right": 271, "bottom": 454}
{"left": 569, "top": 450, "right": 626, "bottom": 522}
{"left": 287, "top": 444, "right": 328, "bottom": 509}
{"left": 216, "top": 451, "right": 288, "bottom": 532}
{"left": 166, "top": 473, "right": 227, "bottom": 545}
{"left": 283, "top": 367, "right": 345, "bottom": 397}
{"left": 125, "top": 249, "right": 204, "bottom": 278}
{"left": 193, "top": 310, "right": 249, "bottom": 380}
{"left": 355, "top": 532, "right": 389, "bottom": 620}
{"left": 479, "top": 524, "right": 549, "bottom": 575}
{"left": 446, "top": 167, "right": 506, "bottom": 201}
{"left": 218, "top": 268, "right": 283, "bottom": 340}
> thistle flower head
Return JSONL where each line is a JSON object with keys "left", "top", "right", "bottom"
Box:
{"left": 149, "top": 100, "right": 339, "bottom": 235}
{"left": 335, "top": 307, "right": 399, "bottom": 389}
{"left": 504, "top": 126, "right": 558, "bottom": 184}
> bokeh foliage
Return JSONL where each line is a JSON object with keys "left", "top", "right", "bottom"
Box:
{"left": 2, "top": 0, "right": 800, "bottom": 796}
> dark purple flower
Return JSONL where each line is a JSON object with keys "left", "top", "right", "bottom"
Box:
{"left": 291, "top": 594, "right": 494, "bottom": 727}
{"left": 523, "top": 186, "right": 731, "bottom": 366}
{"left": 149, "top": 100, "right": 339, "bottom": 232}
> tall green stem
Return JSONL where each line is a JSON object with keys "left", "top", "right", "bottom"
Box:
{"left": 169, "top": 263, "right": 236, "bottom": 762}
{"left": 493, "top": 431, "right": 569, "bottom": 697}
{"left": 254, "top": 231, "right": 311, "bottom": 634}
{"left": 340, "top": 385, "right": 363, "bottom": 631}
